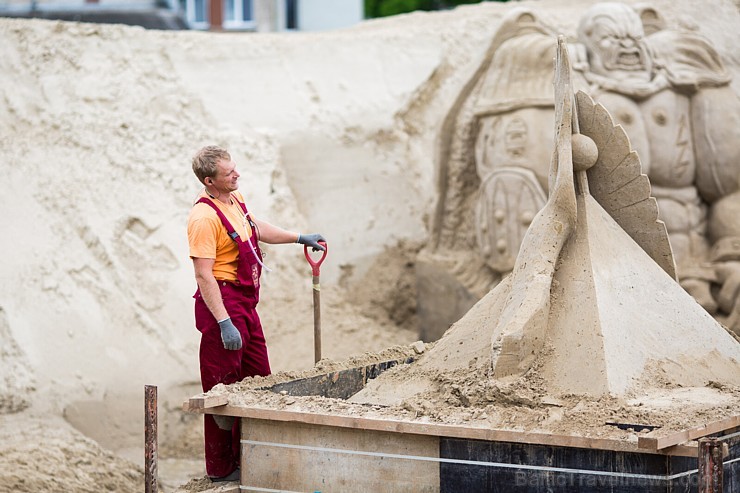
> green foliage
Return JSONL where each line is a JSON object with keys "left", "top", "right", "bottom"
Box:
{"left": 365, "top": 0, "right": 508, "bottom": 19}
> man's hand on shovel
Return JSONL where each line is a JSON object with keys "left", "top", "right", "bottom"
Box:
{"left": 297, "top": 233, "right": 327, "bottom": 251}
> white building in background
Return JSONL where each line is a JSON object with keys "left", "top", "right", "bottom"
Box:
{"left": 290, "top": 0, "right": 364, "bottom": 32}
{"left": 0, "top": 0, "right": 180, "bottom": 9}
{"left": 184, "top": 0, "right": 364, "bottom": 32}
{"left": 0, "top": 0, "right": 364, "bottom": 32}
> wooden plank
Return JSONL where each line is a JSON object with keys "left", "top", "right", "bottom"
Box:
{"left": 181, "top": 393, "right": 228, "bottom": 412}
{"left": 638, "top": 414, "right": 740, "bottom": 451}
{"left": 638, "top": 434, "right": 677, "bottom": 451}
{"left": 182, "top": 360, "right": 412, "bottom": 411}
{"left": 242, "top": 419, "right": 439, "bottom": 492}
{"left": 267, "top": 358, "right": 414, "bottom": 399}
{"left": 441, "top": 437, "right": 669, "bottom": 493}
{"left": 199, "top": 404, "right": 698, "bottom": 456}
{"left": 661, "top": 441, "right": 699, "bottom": 457}
{"left": 269, "top": 367, "right": 366, "bottom": 400}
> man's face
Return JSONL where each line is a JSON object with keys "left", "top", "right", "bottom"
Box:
{"left": 210, "top": 158, "right": 240, "bottom": 193}
{"left": 582, "top": 10, "right": 652, "bottom": 83}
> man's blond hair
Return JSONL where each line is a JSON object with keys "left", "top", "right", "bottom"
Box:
{"left": 192, "top": 145, "right": 231, "bottom": 184}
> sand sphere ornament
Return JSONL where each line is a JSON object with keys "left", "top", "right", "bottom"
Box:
{"left": 571, "top": 133, "right": 598, "bottom": 171}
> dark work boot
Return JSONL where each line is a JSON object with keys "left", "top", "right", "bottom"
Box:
{"left": 210, "top": 467, "right": 240, "bottom": 483}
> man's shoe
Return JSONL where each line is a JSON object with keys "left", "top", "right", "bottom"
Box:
{"left": 210, "top": 467, "right": 240, "bottom": 483}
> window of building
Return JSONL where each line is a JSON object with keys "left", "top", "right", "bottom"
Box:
{"left": 184, "top": 0, "right": 208, "bottom": 29}
{"left": 223, "top": 0, "right": 255, "bottom": 29}
{"left": 182, "top": 0, "right": 255, "bottom": 30}
{"left": 285, "top": 0, "right": 298, "bottom": 30}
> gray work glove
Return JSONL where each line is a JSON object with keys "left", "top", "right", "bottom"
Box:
{"left": 218, "top": 318, "right": 242, "bottom": 351}
{"left": 297, "top": 233, "right": 327, "bottom": 251}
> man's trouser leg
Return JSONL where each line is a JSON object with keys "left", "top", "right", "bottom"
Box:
{"left": 196, "top": 285, "right": 271, "bottom": 478}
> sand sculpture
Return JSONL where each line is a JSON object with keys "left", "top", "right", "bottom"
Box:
{"left": 418, "top": 33, "right": 740, "bottom": 395}
{"left": 491, "top": 35, "right": 740, "bottom": 392}
{"left": 419, "top": 3, "right": 740, "bottom": 341}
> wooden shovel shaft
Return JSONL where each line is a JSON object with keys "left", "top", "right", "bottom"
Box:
{"left": 312, "top": 275, "right": 321, "bottom": 363}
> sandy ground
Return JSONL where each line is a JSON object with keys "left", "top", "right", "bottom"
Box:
{"left": 210, "top": 331, "right": 740, "bottom": 444}
{"left": 1, "top": 0, "right": 739, "bottom": 491}
{"left": 173, "top": 338, "right": 740, "bottom": 493}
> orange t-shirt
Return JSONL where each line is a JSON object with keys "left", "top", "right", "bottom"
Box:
{"left": 187, "top": 190, "right": 255, "bottom": 281}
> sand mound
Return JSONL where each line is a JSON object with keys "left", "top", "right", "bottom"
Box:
{"left": 0, "top": 14, "right": 425, "bottom": 487}
{"left": 0, "top": 414, "right": 143, "bottom": 493}
{"left": 0, "top": 11, "right": 423, "bottom": 438}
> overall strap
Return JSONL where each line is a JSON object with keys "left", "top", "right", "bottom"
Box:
{"left": 196, "top": 197, "right": 241, "bottom": 243}
{"left": 231, "top": 196, "right": 260, "bottom": 241}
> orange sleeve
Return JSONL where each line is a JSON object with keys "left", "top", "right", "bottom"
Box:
{"left": 188, "top": 212, "right": 220, "bottom": 259}
{"left": 186, "top": 195, "right": 243, "bottom": 281}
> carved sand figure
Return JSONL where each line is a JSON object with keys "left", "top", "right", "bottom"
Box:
{"left": 493, "top": 32, "right": 729, "bottom": 389}
{"left": 572, "top": 1, "right": 740, "bottom": 331}
{"left": 418, "top": 9, "right": 559, "bottom": 340}
{"left": 364, "top": 35, "right": 740, "bottom": 401}
{"left": 421, "top": 3, "right": 740, "bottom": 340}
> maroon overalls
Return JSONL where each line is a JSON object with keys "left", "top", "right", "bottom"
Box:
{"left": 193, "top": 196, "right": 271, "bottom": 478}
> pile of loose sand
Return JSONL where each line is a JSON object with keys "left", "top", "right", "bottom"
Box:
{"left": 0, "top": 414, "right": 144, "bottom": 493}
{"left": 212, "top": 340, "right": 740, "bottom": 444}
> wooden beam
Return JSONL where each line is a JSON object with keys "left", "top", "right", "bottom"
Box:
{"left": 638, "top": 414, "right": 740, "bottom": 451}
{"left": 660, "top": 441, "right": 699, "bottom": 457}
{"left": 182, "top": 393, "right": 228, "bottom": 412}
{"left": 194, "top": 404, "right": 698, "bottom": 456}
{"left": 268, "top": 358, "right": 414, "bottom": 399}
{"left": 241, "top": 418, "right": 439, "bottom": 491}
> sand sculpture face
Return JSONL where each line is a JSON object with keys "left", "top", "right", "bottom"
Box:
{"left": 577, "top": 4, "right": 652, "bottom": 83}
{"left": 419, "top": 5, "right": 740, "bottom": 341}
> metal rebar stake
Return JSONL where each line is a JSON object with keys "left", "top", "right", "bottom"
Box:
{"left": 698, "top": 437, "right": 723, "bottom": 493}
{"left": 145, "top": 385, "right": 158, "bottom": 493}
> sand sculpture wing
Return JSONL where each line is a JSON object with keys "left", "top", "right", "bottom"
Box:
{"left": 490, "top": 37, "right": 577, "bottom": 377}
{"left": 575, "top": 91, "right": 677, "bottom": 280}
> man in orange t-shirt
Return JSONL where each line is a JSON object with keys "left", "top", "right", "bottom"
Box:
{"left": 187, "top": 145, "right": 325, "bottom": 482}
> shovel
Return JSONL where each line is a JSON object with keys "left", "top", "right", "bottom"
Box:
{"left": 304, "top": 241, "right": 328, "bottom": 364}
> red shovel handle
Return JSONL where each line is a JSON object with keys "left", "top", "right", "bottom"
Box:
{"left": 304, "top": 241, "right": 328, "bottom": 276}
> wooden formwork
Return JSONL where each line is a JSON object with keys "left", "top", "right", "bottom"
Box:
{"left": 185, "top": 360, "right": 740, "bottom": 492}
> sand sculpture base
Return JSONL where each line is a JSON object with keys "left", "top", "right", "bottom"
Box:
{"left": 185, "top": 355, "right": 740, "bottom": 492}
